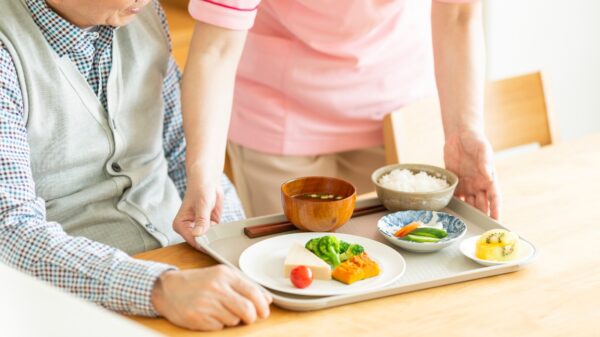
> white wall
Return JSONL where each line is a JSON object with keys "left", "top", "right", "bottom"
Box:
{"left": 483, "top": 0, "right": 600, "bottom": 141}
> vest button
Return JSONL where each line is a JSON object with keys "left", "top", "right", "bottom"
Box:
{"left": 111, "top": 162, "right": 122, "bottom": 173}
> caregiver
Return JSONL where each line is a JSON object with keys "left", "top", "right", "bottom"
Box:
{"left": 173, "top": 0, "right": 501, "bottom": 246}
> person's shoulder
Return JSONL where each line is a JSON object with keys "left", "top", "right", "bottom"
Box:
{"left": 0, "top": 40, "right": 8, "bottom": 56}
{"left": 151, "top": 0, "right": 168, "bottom": 27}
{"left": 0, "top": 40, "right": 18, "bottom": 78}
{"left": 149, "top": 0, "right": 173, "bottom": 52}
{"left": 0, "top": 39, "right": 25, "bottom": 112}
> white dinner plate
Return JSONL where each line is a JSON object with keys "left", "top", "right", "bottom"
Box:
{"left": 459, "top": 235, "right": 536, "bottom": 267}
{"left": 238, "top": 232, "right": 406, "bottom": 296}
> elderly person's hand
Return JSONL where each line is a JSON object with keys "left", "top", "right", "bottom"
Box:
{"left": 444, "top": 131, "right": 501, "bottom": 219}
{"left": 152, "top": 266, "right": 272, "bottom": 331}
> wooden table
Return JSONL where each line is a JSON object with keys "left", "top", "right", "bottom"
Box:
{"left": 129, "top": 134, "right": 600, "bottom": 336}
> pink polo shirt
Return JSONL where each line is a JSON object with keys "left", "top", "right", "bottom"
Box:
{"left": 189, "top": 0, "right": 473, "bottom": 155}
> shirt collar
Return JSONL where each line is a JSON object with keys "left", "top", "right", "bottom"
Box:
{"left": 26, "top": 0, "right": 114, "bottom": 57}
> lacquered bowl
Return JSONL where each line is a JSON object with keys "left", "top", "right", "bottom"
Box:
{"left": 371, "top": 163, "right": 458, "bottom": 212}
{"left": 281, "top": 176, "right": 357, "bottom": 232}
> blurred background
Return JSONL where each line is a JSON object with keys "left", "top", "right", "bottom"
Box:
{"left": 484, "top": 0, "right": 600, "bottom": 141}
{"left": 160, "top": 0, "right": 600, "bottom": 142}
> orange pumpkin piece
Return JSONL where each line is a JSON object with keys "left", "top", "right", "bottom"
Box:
{"left": 332, "top": 252, "right": 380, "bottom": 285}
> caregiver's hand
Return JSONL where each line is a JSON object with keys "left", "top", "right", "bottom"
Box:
{"left": 444, "top": 130, "right": 501, "bottom": 219}
{"left": 152, "top": 266, "right": 272, "bottom": 331}
{"left": 174, "top": 22, "right": 248, "bottom": 247}
{"left": 173, "top": 170, "right": 223, "bottom": 248}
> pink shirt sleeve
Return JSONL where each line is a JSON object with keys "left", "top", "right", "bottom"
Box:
{"left": 188, "top": 0, "right": 261, "bottom": 30}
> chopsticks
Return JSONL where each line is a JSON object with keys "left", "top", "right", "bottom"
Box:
{"left": 243, "top": 204, "right": 387, "bottom": 238}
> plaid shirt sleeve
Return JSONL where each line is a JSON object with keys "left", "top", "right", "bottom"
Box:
{"left": 155, "top": 1, "right": 245, "bottom": 223}
{"left": 0, "top": 43, "right": 175, "bottom": 316}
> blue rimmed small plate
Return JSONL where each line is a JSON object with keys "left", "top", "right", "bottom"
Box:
{"left": 377, "top": 210, "right": 467, "bottom": 253}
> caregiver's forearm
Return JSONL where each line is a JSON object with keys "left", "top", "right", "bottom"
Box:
{"left": 181, "top": 22, "right": 248, "bottom": 182}
{"left": 431, "top": 0, "right": 485, "bottom": 139}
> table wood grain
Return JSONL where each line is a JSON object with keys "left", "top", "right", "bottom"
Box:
{"left": 129, "top": 134, "right": 600, "bottom": 337}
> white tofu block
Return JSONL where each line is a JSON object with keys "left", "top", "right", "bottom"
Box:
{"left": 283, "top": 242, "right": 332, "bottom": 280}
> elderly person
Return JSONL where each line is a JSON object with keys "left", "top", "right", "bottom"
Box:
{"left": 174, "top": 0, "right": 501, "bottom": 246}
{"left": 0, "top": 0, "right": 270, "bottom": 331}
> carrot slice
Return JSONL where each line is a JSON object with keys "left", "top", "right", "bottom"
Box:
{"left": 393, "top": 222, "right": 421, "bottom": 238}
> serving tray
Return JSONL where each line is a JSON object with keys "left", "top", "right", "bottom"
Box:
{"left": 196, "top": 197, "right": 536, "bottom": 311}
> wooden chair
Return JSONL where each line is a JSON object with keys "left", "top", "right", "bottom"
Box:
{"left": 383, "top": 72, "right": 557, "bottom": 166}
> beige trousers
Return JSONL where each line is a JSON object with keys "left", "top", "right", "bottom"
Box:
{"left": 227, "top": 142, "right": 386, "bottom": 217}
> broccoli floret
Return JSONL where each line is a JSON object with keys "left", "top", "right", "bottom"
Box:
{"left": 305, "top": 236, "right": 349, "bottom": 267}
{"left": 339, "top": 240, "right": 350, "bottom": 254}
{"left": 340, "top": 243, "right": 365, "bottom": 262}
{"left": 317, "top": 235, "right": 341, "bottom": 267}
{"left": 305, "top": 236, "right": 339, "bottom": 266}
{"left": 305, "top": 238, "right": 321, "bottom": 254}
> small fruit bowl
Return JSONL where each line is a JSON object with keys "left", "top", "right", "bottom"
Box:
{"left": 281, "top": 176, "right": 356, "bottom": 232}
{"left": 377, "top": 210, "right": 467, "bottom": 253}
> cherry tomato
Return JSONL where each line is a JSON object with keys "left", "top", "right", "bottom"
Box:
{"left": 290, "top": 265, "right": 313, "bottom": 289}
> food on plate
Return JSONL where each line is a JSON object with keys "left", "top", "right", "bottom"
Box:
{"left": 305, "top": 235, "right": 366, "bottom": 268}
{"left": 378, "top": 169, "right": 449, "bottom": 192}
{"left": 340, "top": 243, "right": 365, "bottom": 262}
{"left": 393, "top": 221, "right": 421, "bottom": 237}
{"left": 403, "top": 234, "right": 441, "bottom": 243}
{"left": 305, "top": 235, "right": 342, "bottom": 267}
{"left": 300, "top": 235, "right": 379, "bottom": 285}
{"left": 284, "top": 242, "right": 331, "bottom": 280}
{"left": 393, "top": 221, "right": 448, "bottom": 243}
{"left": 402, "top": 227, "right": 448, "bottom": 242}
{"left": 408, "top": 227, "right": 448, "bottom": 239}
{"left": 332, "top": 253, "right": 381, "bottom": 285}
{"left": 290, "top": 265, "right": 313, "bottom": 289}
{"left": 475, "top": 229, "right": 520, "bottom": 261}
{"left": 293, "top": 193, "right": 344, "bottom": 200}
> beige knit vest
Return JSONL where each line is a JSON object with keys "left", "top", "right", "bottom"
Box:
{"left": 0, "top": 0, "right": 184, "bottom": 254}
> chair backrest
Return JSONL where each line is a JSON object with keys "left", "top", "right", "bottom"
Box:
{"left": 383, "top": 72, "right": 556, "bottom": 165}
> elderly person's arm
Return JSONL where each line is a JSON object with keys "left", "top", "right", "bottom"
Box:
{"left": 432, "top": 0, "right": 501, "bottom": 219}
{"left": 0, "top": 1, "right": 270, "bottom": 329}
{"left": 0, "top": 39, "right": 268, "bottom": 331}
{"left": 0, "top": 43, "right": 174, "bottom": 316}
{"left": 172, "top": 0, "right": 258, "bottom": 243}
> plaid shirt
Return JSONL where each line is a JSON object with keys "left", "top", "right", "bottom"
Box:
{"left": 0, "top": 0, "right": 244, "bottom": 316}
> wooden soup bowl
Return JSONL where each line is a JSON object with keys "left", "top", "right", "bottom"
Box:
{"left": 281, "top": 176, "right": 357, "bottom": 232}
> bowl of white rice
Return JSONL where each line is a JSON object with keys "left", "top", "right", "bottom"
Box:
{"left": 371, "top": 163, "right": 458, "bottom": 211}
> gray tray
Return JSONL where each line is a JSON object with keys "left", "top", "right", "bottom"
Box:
{"left": 196, "top": 197, "right": 536, "bottom": 311}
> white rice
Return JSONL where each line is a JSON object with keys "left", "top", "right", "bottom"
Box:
{"left": 378, "top": 169, "right": 449, "bottom": 192}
